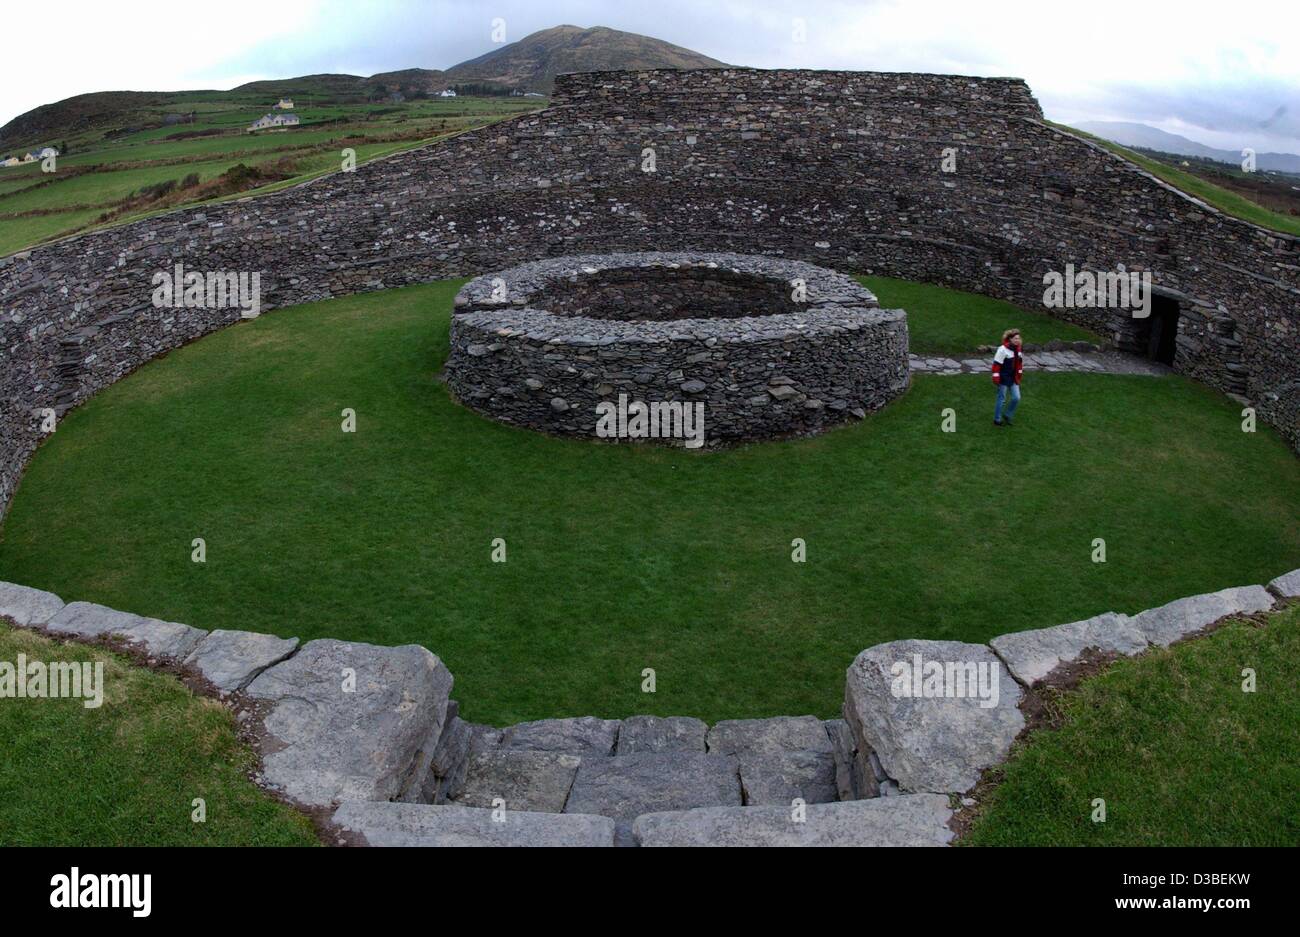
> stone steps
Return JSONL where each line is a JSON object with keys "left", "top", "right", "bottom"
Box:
{"left": 330, "top": 794, "right": 953, "bottom": 848}
{"left": 5, "top": 572, "right": 1295, "bottom": 847}
{"left": 434, "top": 713, "right": 867, "bottom": 844}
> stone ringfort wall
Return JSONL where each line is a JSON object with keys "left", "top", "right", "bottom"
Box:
{"left": 3, "top": 68, "right": 1299, "bottom": 512}
{"left": 445, "top": 252, "right": 910, "bottom": 443}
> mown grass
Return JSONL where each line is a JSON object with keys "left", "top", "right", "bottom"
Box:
{"left": 0, "top": 281, "right": 1296, "bottom": 726}
{"left": 0, "top": 622, "right": 319, "bottom": 846}
{"left": 861, "top": 276, "right": 1101, "bottom": 355}
{"left": 963, "top": 604, "right": 1300, "bottom": 846}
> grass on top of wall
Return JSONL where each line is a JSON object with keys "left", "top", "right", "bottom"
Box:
{"left": 1058, "top": 124, "right": 1300, "bottom": 238}
{"left": 860, "top": 276, "right": 1102, "bottom": 356}
{"left": 962, "top": 604, "right": 1300, "bottom": 846}
{"left": 0, "top": 622, "right": 320, "bottom": 846}
{"left": 0, "top": 280, "right": 1297, "bottom": 726}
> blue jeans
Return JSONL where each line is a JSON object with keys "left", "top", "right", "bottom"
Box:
{"left": 995, "top": 383, "right": 1020, "bottom": 423}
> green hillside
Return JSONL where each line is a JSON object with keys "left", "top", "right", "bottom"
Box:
{"left": 0, "top": 94, "right": 541, "bottom": 256}
{"left": 1058, "top": 123, "right": 1300, "bottom": 237}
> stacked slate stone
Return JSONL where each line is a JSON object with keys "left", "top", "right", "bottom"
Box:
{"left": 445, "top": 252, "right": 910, "bottom": 445}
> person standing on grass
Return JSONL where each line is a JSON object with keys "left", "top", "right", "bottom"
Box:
{"left": 992, "top": 328, "right": 1023, "bottom": 426}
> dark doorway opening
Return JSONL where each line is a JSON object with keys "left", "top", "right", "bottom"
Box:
{"left": 1137, "top": 294, "right": 1181, "bottom": 365}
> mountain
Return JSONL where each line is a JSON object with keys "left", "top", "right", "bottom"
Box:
{"left": 1074, "top": 121, "right": 1300, "bottom": 174}
{"left": 445, "top": 25, "right": 726, "bottom": 92}
{"left": 0, "top": 24, "right": 724, "bottom": 148}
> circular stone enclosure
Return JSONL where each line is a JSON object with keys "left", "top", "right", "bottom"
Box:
{"left": 444, "top": 252, "right": 910, "bottom": 445}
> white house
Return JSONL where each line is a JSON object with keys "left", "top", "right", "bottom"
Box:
{"left": 22, "top": 152, "right": 37, "bottom": 162}
{"left": 1, "top": 157, "right": 19, "bottom": 168}
{"left": 439, "top": 88, "right": 457, "bottom": 98}
{"left": 275, "top": 98, "right": 295, "bottom": 110}
{"left": 249, "top": 112, "right": 301, "bottom": 131}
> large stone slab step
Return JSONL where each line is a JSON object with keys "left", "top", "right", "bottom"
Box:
{"left": 990, "top": 612, "right": 1147, "bottom": 685}
{"left": 46, "top": 601, "right": 207, "bottom": 661}
{"left": 245, "top": 638, "right": 454, "bottom": 807}
{"left": 706, "top": 715, "right": 834, "bottom": 756}
{"left": 500, "top": 716, "right": 620, "bottom": 755}
{"left": 564, "top": 751, "right": 742, "bottom": 844}
{"left": 1132, "top": 585, "right": 1274, "bottom": 647}
{"left": 333, "top": 802, "right": 615, "bottom": 847}
{"left": 448, "top": 749, "right": 581, "bottom": 813}
{"left": 1267, "top": 569, "right": 1300, "bottom": 599}
{"left": 183, "top": 629, "right": 299, "bottom": 693}
{"left": 844, "top": 639, "right": 1024, "bottom": 794}
{"left": 633, "top": 794, "right": 954, "bottom": 847}
{"left": 616, "top": 715, "right": 706, "bottom": 754}
{"left": 0, "top": 581, "right": 65, "bottom": 627}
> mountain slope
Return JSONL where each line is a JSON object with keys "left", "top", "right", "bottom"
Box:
{"left": 0, "top": 91, "right": 176, "bottom": 150}
{"left": 232, "top": 74, "right": 368, "bottom": 96}
{"left": 1074, "top": 121, "right": 1300, "bottom": 174}
{"left": 445, "top": 24, "right": 726, "bottom": 92}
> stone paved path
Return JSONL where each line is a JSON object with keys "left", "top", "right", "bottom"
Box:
{"left": 910, "top": 350, "right": 1169, "bottom": 376}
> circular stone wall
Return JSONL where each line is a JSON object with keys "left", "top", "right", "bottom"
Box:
{"left": 444, "top": 252, "right": 910, "bottom": 446}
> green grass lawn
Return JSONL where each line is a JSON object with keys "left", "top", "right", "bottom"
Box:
{"left": 861, "top": 276, "right": 1101, "bottom": 355}
{"left": 963, "top": 603, "right": 1300, "bottom": 846}
{"left": 0, "top": 622, "right": 319, "bottom": 846}
{"left": 0, "top": 281, "right": 1296, "bottom": 726}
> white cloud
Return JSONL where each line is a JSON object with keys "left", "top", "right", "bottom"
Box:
{"left": 3, "top": 0, "right": 1297, "bottom": 153}
{"left": 3, "top": 0, "right": 319, "bottom": 121}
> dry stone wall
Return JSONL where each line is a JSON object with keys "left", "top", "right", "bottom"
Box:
{"left": 445, "top": 251, "right": 910, "bottom": 444}
{"left": 3, "top": 67, "right": 1298, "bottom": 514}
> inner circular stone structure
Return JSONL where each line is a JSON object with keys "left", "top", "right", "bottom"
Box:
{"left": 445, "top": 252, "right": 910, "bottom": 446}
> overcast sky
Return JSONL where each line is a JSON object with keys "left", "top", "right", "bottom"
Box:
{"left": 4, "top": 0, "right": 1298, "bottom": 153}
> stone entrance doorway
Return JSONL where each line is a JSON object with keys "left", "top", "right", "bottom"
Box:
{"left": 1137, "top": 294, "right": 1181, "bottom": 365}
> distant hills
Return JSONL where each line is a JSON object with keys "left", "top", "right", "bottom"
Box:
{"left": 1075, "top": 121, "right": 1300, "bottom": 174}
{"left": 0, "top": 25, "right": 724, "bottom": 150}
{"left": 231, "top": 70, "right": 448, "bottom": 100}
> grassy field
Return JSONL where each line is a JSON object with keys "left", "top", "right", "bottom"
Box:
{"left": 862, "top": 276, "right": 1100, "bottom": 355}
{"left": 962, "top": 603, "right": 1300, "bottom": 846}
{"left": 1, "top": 280, "right": 1296, "bottom": 726}
{"left": 0, "top": 95, "right": 541, "bottom": 255}
{"left": 0, "top": 622, "right": 319, "bottom": 846}
{"left": 1060, "top": 124, "right": 1300, "bottom": 237}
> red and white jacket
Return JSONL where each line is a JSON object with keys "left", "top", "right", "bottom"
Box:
{"left": 992, "top": 342, "right": 1023, "bottom": 386}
